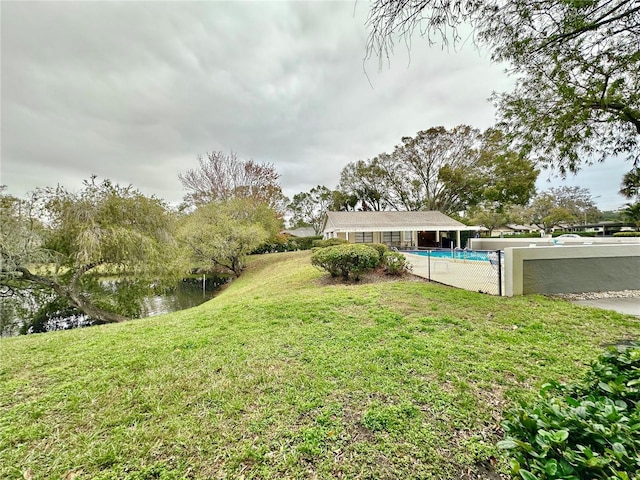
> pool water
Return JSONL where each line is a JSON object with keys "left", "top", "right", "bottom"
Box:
{"left": 406, "top": 249, "right": 490, "bottom": 261}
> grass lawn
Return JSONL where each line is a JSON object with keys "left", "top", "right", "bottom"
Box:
{"left": 1, "top": 251, "right": 638, "bottom": 479}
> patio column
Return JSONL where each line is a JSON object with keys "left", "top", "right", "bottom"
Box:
{"left": 436, "top": 230, "right": 440, "bottom": 247}
{"left": 456, "top": 230, "right": 461, "bottom": 248}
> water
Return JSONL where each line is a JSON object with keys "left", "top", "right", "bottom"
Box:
{"left": 140, "top": 276, "right": 227, "bottom": 317}
{"left": 406, "top": 249, "right": 490, "bottom": 261}
{"left": 1, "top": 274, "right": 229, "bottom": 336}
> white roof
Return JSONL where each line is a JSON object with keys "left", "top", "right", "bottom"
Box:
{"left": 323, "top": 211, "right": 476, "bottom": 233}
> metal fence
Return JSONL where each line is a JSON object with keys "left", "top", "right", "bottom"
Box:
{"left": 403, "top": 249, "right": 504, "bottom": 296}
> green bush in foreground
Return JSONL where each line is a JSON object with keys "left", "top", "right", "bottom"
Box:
{"left": 498, "top": 342, "right": 640, "bottom": 480}
{"left": 310, "top": 243, "right": 380, "bottom": 280}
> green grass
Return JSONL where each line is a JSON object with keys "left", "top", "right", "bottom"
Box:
{"left": 1, "top": 251, "right": 637, "bottom": 479}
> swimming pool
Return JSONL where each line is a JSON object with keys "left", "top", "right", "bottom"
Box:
{"left": 406, "top": 249, "right": 490, "bottom": 261}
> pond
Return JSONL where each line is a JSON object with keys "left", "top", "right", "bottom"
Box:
{"left": 0, "top": 274, "right": 230, "bottom": 336}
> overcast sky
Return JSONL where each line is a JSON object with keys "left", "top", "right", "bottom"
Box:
{"left": 1, "top": 1, "right": 632, "bottom": 211}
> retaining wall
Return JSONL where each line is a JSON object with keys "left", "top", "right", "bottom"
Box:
{"left": 504, "top": 244, "right": 640, "bottom": 296}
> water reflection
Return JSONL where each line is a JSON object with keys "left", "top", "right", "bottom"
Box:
{"left": 141, "top": 276, "right": 226, "bottom": 317}
{"left": 0, "top": 275, "right": 229, "bottom": 336}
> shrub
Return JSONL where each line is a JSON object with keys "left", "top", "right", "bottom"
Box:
{"left": 368, "top": 243, "right": 389, "bottom": 260}
{"left": 295, "top": 235, "right": 324, "bottom": 250}
{"left": 252, "top": 235, "right": 323, "bottom": 254}
{"left": 312, "top": 238, "right": 348, "bottom": 249}
{"left": 613, "top": 231, "right": 640, "bottom": 237}
{"left": 382, "top": 251, "right": 411, "bottom": 276}
{"left": 310, "top": 244, "right": 380, "bottom": 280}
{"left": 509, "top": 232, "right": 548, "bottom": 238}
{"left": 498, "top": 342, "right": 640, "bottom": 479}
{"left": 310, "top": 247, "right": 341, "bottom": 277}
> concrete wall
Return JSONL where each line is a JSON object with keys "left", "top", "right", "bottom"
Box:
{"left": 505, "top": 245, "right": 640, "bottom": 296}
{"left": 470, "top": 237, "right": 640, "bottom": 250}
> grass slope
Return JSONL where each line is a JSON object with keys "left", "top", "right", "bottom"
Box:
{"left": 1, "top": 251, "right": 637, "bottom": 480}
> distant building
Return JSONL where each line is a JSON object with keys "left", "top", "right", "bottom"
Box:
{"left": 492, "top": 224, "right": 541, "bottom": 236}
{"left": 281, "top": 227, "right": 318, "bottom": 238}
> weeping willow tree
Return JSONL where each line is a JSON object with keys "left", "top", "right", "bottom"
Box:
{"left": 0, "top": 178, "right": 185, "bottom": 325}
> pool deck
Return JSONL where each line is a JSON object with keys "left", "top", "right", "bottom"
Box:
{"left": 404, "top": 253, "right": 504, "bottom": 296}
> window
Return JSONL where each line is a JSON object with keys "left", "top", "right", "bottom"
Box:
{"left": 354, "top": 232, "right": 373, "bottom": 243}
{"left": 382, "top": 231, "right": 401, "bottom": 243}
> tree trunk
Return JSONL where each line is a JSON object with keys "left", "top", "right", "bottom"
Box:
{"left": 66, "top": 290, "right": 129, "bottom": 324}
{"left": 17, "top": 267, "right": 130, "bottom": 324}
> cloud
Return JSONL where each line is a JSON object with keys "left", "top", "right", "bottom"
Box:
{"left": 1, "top": 1, "right": 629, "bottom": 210}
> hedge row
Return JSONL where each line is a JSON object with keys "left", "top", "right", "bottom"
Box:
{"left": 613, "top": 232, "right": 640, "bottom": 237}
{"left": 252, "top": 235, "right": 324, "bottom": 254}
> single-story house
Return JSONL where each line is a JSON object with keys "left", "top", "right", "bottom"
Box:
{"left": 322, "top": 211, "right": 478, "bottom": 249}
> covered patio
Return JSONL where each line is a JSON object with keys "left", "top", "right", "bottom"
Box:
{"left": 322, "top": 211, "right": 478, "bottom": 249}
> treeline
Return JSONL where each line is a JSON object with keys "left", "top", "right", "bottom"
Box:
{"left": 0, "top": 159, "right": 290, "bottom": 331}
{"left": 2, "top": 124, "right": 640, "bottom": 332}
{"left": 286, "top": 126, "right": 640, "bottom": 236}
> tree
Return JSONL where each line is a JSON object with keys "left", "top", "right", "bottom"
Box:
{"left": 366, "top": 1, "right": 640, "bottom": 174}
{"left": 179, "top": 150, "right": 287, "bottom": 211}
{"left": 553, "top": 186, "right": 601, "bottom": 223}
{"left": 467, "top": 208, "right": 509, "bottom": 237}
{"left": 178, "top": 198, "right": 279, "bottom": 276}
{"left": 475, "top": 129, "right": 539, "bottom": 210}
{"left": 599, "top": 210, "right": 624, "bottom": 222}
{"left": 524, "top": 186, "right": 599, "bottom": 232}
{"left": 327, "top": 190, "right": 360, "bottom": 212}
{"left": 620, "top": 166, "right": 640, "bottom": 201}
{"left": 0, "top": 178, "right": 183, "bottom": 325}
{"left": 619, "top": 166, "right": 640, "bottom": 229}
{"left": 1, "top": 189, "right": 48, "bottom": 335}
{"left": 389, "top": 126, "right": 484, "bottom": 212}
{"left": 287, "top": 185, "right": 334, "bottom": 235}
{"left": 338, "top": 159, "right": 388, "bottom": 211}
{"left": 525, "top": 193, "right": 573, "bottom": 234}
{"left": 338, "top": 126, "right": 537, "bottom": 214}
{"left": 621, "top": 202, "right": 640, "bottom": 229}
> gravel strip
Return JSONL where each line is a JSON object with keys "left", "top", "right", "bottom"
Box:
{"left": 550, "top": 290, "right": 640, "bottom": 301}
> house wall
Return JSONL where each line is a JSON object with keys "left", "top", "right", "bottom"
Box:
{"left": 328, "top": 231, "right": 470, "bottom": 248}
{"left": 505, "top": 245, "right": 640, "bottom": 296}
{"left": 344, "top": 232, "right": 383, "bottom": 243}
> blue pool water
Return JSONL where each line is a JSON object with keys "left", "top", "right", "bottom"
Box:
{"left": 406, "top": 250, "right": 490, "bottom": 261}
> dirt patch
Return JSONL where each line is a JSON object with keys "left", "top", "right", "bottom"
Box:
{"left": 313, "top": 267, "right": 422, "bottom": 287}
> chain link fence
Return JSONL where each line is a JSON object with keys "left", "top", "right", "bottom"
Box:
{"left": 403, "top": 249, "right": 504, "bottom": 296}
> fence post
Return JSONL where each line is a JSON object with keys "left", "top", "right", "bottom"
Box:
{"left": 427, "top": 250, "right": 431, "bottom": 281}
{"left": 496, "top": 250, "right": 502, "bottom": 296}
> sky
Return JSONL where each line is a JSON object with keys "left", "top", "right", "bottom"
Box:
{"left": 0, "top": 0, "right": 633, "bottom": 211}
